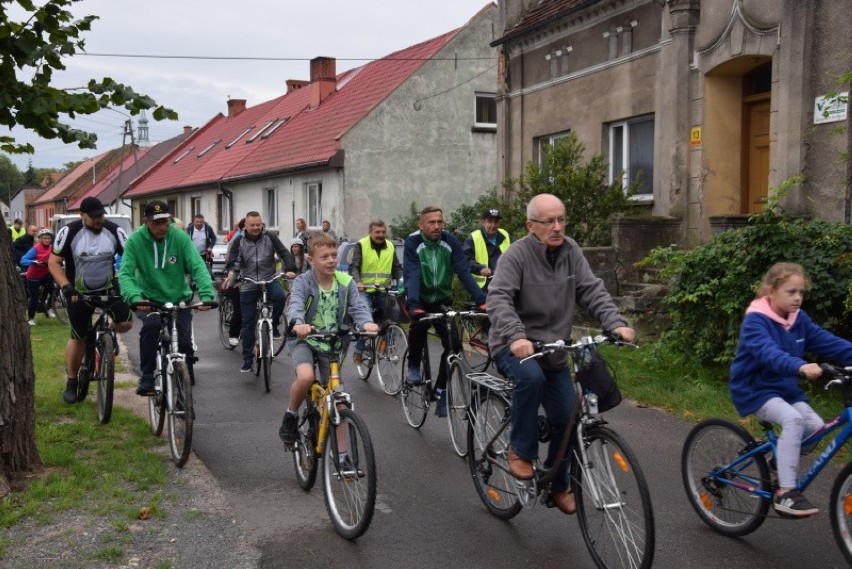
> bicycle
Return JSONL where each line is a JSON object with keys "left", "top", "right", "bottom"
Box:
{"left": 21, "top": 271, "right": 68, "bottom": 325}
{"left": 681, "top": 363, "right": 852, "bottom": 565}
{"left": 459, "top": 301, "right": 491, "bottom": 372}
{"left": 134, "top": 299, "right": 217, "bottom": 467}
{"left": 74, "top": 292, "right": 121, "bottom": 424}
{"left": 241, "top": 274, "right": 288, "bottom": 393}
{"left": 217, "top": 285, "right": 238, "bottom": 350}
{"left": 353, "top": 287, "right": 408, "bottom": 396}
{"left": 467, "top": 333, "right": 655, "bottom": 569}
{"left": 287, "top": 327, "right": 377, "bottom": 539}
{"left": 399, "top": 307, "right": 489, "bottom": 457}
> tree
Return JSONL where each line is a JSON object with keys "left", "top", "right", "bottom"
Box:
{"left": 0, "top": 0, "right": 177, "bottom": 155}
{"left": 0, "top": 0, "right": 176, "bottom": 496}
{"left": 0, "top": 153, "right": 24, "bottom": 205}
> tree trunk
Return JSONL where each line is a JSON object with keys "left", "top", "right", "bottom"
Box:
{"left": 0, "top": 216, "right": 42, "bottom": 496}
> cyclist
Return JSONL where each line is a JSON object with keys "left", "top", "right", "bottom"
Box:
{"left": 278, "top": 232, "right": 377, "bottom": 448}
{"left": 349, "top": 219, "right": 402, "bottom": 365}
{"left": 225, "top": 211, "right": 297, "bottom": 373}
{"left": 403, "top": 206, "right": 486, "bottom": 417}
{"left": 730, "top": 262, "right": 852, "bottom": 517}
{"left": 187, "top": 213, "right": 217, "bottom": 272}
{"left": 290, "top": 238, "right": 310, "bottom": 276}
{"left": 20, "top": 228, "right": 56, "bottom": 326}
{"left": 49, "top": 197, "right": 133, "bottom": 404}
{"left": 486, "top": 193, "right": 634, "bottom": 515}
{"left": 12, "top": 224, "right": 37, "bottom": 269}
{"left": 118, "top": 200, "right": 215, "bottom": 396}
{"left": 9, "top": 218, "right": 25, "bottom": 241}
{"left": 463, "top": 208, "right": 510, "bottom": 293}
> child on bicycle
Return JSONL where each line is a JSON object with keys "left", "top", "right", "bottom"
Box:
{"left": 279, "top": 232, "right": 378, "bottom": 456}
{"left": 730, "top": 262, "right": 852, "bottom": 517}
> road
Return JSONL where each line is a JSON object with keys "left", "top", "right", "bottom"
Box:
{"left": 125, "top": 309, "right": 850, "bottom": 568}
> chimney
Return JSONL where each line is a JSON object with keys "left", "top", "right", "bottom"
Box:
{"left": 227, "top": 98, "right": 247, "bottom": 117}
{"left": 183, "top": 126, "right": 193, "bottom": 134}
{"left": 286, "top": 79, "right": 309, "bottom": 93}
{"left": 309, "top": 57, "right": 336, "bottom": 109}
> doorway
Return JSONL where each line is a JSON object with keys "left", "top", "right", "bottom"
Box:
{"left": 742, "top": 94, "right": 770, "bottom": 213}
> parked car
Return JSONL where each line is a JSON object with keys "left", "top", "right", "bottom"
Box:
{"left": 211, "top": 236, "right": 229, "bottom": 275}
{"left": 51, "top": 213, "right": 133, "bottom": 235}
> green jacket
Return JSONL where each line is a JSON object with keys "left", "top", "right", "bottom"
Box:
{"left": 119, "top": 223, "right": 215, "bottom": 305}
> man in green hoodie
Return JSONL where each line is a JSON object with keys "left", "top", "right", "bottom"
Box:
{"left": 119, "top": 200, "right": 216, "bottom": 395}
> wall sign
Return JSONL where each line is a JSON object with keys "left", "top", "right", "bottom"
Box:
{"left": 814, "top": 92, "right": 848, "bottom": 124}
{"left": 690, "top": 126, "right": 702, "bottom": 147}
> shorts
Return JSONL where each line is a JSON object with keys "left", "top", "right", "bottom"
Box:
{"left": 289, "top": 340, "right": 342, "bottom": 386}
{"left": 68, "top": 295, "right": 132, "bottom": 340}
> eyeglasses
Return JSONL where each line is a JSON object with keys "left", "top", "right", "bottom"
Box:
{"left": 529, "top": 217, "right": 566, "bottom": 227}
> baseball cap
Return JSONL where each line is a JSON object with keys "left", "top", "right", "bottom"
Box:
{"left": 80, "top": 196, "right": 106, "bottom": 217}
{"left": 482, "top": 208, "right": 501, "bottom": 219}
{"left": 144, "top": 200, "right": 172, "bottom": 221}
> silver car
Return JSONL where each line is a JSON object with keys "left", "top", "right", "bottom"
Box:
{"left": 211, "top": 236, "right": 229, "bottom": 275}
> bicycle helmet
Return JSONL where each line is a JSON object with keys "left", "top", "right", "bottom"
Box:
{"left": 37, "top": 228, "right": 53, "bottom": 238}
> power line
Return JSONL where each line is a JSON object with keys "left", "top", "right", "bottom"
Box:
{"left": 80, "top": 52, "right": 496, "bottom": 62}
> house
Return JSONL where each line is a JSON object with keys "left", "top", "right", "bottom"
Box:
{"left": 10, "top": 186, "right": 47, "bottom": 226}
{"left": 123, "top": 4, "right": 499, "bottom": 239}
{"left": 492, "top": 0, "right": 851, "bottom": 250}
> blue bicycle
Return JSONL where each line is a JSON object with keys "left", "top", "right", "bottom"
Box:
{"left": 681, "top": 363, "right": 852, "bottom": 564}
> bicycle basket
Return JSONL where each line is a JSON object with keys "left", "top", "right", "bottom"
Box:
{"left": 575, "top": 350, "right": 622, "bottom": 412}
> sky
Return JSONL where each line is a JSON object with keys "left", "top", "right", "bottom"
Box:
{"left": 6, "top": 0, "right": 497, "bottom": 171}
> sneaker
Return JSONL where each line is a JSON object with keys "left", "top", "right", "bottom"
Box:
{"left": 338, "top": 455, "right": 366, "bottom": 479}
{"left": 136, "top": 376, "right": 155, "bottom": 396}
{"left": 63, "top": 379, "right": 78, "bottom": 404}
{"left": 228, "top": 337, "right": 240, "bottom": 347}
{"left": 435, "top": 389, "right": 447, "bottom": 418}
{"left": 27, "top": 319, "right": 36, "bottom": 326}
{"left": 240, "top": 360, "right": 252, "bottom": 373}
{"left": 279, "top": 412, "right": 298, "bottom": 447}
{"left": 407, "top": 366, "right": 422, "bottom": 386}
{"left": 353, "top": 351, "right": 363, "bottom": 365}
{"left": 773, "top": 489, "right": 819, "bottom": 517}
{"left": 46, "top": 309, "right": 57, "bottom": 319}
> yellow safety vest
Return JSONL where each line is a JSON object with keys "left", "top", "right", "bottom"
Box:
{"left": 358, "top": 236, "right": 394, "bottom": 292}
{"left": 471, "top": 228, "right": 510, "bottom": 288}
{"left": 10, "top": 226, "right": 25, "bottom": 241}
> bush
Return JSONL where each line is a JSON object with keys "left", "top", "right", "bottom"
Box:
{"left": 642, "top": 207, "right": 852, "bottom": 365}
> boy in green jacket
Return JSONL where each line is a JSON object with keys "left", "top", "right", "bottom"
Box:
{"left": 118, "top": 201, "right": 215, "bottom": 395}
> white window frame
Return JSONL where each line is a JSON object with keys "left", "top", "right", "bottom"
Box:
{"left": 191, "top": 197, "right": 202, "bottom": 218}
{"left": 608, "top": 116, "right": 654, "bottom": 201}
{"left": 473, "top": 92, "right": 497, "bottom": 130}
{"left": 536, "top": 130, "right": 571, "bottom": 167}
{"left": 306, "top": 182, "right": 322, "bottom": 227}
{"left": 217, "top": 193, "right": 231, "bottom": 232}
{"left": 265, "top": 187, "right": 278, "bottom": 228}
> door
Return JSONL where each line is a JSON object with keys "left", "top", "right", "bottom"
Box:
{"left": 742, "top": 97, "right": 770, "bottom": 214}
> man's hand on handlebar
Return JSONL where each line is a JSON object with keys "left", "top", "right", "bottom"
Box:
{"left": 293, "top": 323, "right": 314, "bottom": 338}
{"left": 510, "top": 338, "right": 535, "bottom": 359}
{"left": 362, "top": 322, "right": 379, "bottom": 335}
{"left": 612, "top": 326, "right": 635, "bottom": 344}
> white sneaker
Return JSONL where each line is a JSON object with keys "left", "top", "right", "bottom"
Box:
{"left": 46, "top": 309, "right": 57, "bottom": 319}
{"left": 228, "top": 337, "right": 239, "bottom": 347}
{"left": 27, "top": 319, "right": 36, "bottom": 326}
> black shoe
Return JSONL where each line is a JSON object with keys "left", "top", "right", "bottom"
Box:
{"left": 773, "top": 489, "right": 819, "bottom": 517}
{"left": 63, "top": 379, "right": 78, "bottom": 404}
{"left": 136, "top": 376, "right": 155, "bottom": 396}
{"left": 279, "top": 412, "right": 298, "bottom": 447}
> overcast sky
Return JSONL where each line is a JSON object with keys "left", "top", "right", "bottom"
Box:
{"left": 7, "top": 0, "right": 496, "bottom": 171}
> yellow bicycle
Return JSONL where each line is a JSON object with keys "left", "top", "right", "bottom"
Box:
{"left": 289, "top": 327, "right": 377, "bottom": 539}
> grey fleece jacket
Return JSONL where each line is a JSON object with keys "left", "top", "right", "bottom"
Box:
{"left": 226, "top": 231, "right": 296, "bottom": 292}
{"left": 486, "top": 234, "right": 628, "bottom": 370}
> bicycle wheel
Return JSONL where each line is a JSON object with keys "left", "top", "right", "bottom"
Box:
{"left": 167, "top": 361, "right": 194, "bottom": 467}
{"left": 355, "top": 338, "right": 374, "bottom": 382}
{"left": 322, "top": 408, "right": 377, "bottom": 539}
{"left": 76, "top": 362, "right": 91, "bottom": 403}
{"left": 148, "top": 357, "right": 167, "bottom": 436}
{"left": 260, "top": 321, "right": 271, "bottom": 392}
{"left": 466, "top": 392, "right": 521, "bottom": 519}
{"left": 96, "top": 333, "right": 115, "bottom": 424}
{"left": 376, "top": 324, "right": 407, "bottom": 395}
{"left": 218, "top": 295, "right": 235, "bottom": 349}
{"left": 573, "top": 425, "right": 655, "bottom": 569}
{"left": 831, "top": 462, "right": 852, "bottom": 565}
{"left": 681, "top": 418, "right": 770, "bottom": 536}
{"left": 400, "top": 349, "right": 429, "bottom": 429}
{"left": 293, "top": 400, "right": 319, "bottom": 491}
{"left": 51, "top": 288, "right": 68, "bottom": 325}
{"left": 447, "top": 361, "right": 471, "bottom": 457}
{"left": 460, "top": 317, "right": 490, "bottom": 372}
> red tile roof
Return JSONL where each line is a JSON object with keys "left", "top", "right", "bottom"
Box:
{"left": 125, "top": 28, "right": 462, "bottom": 198}
{"left": 33, "top": 150, "right": 115, "bottom": 205}
{"left": 492, "top": 0, "right": 599, "bottom": 46}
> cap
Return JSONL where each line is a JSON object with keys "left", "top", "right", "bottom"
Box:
{"left": 37, "top": 228, "right": 53, "bottom": 237}
{"left": 482, "top": 208, "right": 501, "bottom": 219}
{"left": 289, "top": 238, "right": 304, "bottom": 248}
{"left": 80, "top": 197, "right": 106, "bottom": 217}
{"left": 144, "top": 200, "right": 171, "bottom": 221}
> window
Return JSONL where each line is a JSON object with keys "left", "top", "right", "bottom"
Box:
{"left": 474, "top": 93, "right": 496, "bottom": 129}
{"left": 261, "top": 117, "right": 289, "bottom": 139}
{"left": 217, "top": 193, "right": 231, "bottom": 232}
{"left": 172, "top": 146, "right": 195, "bottom": 163}
{"left": 191, "top": 197, "right": 202, "bottom": 218}
{"left": 265, "top": 188, "right": 278, "bottom": 227}
{"left": 536, "top": 131, "right": 571, "bottom": 166}
{"left": 306, "top": 182, "right": 322, "bottom": 226}
{"left": 608, "top": 116, "right": 654, "bottom": 198}
{"left": 247, "top": 119, "right": 277, "bottom": 143}
{"left": 197, "top": 140, "right": 220, "bottom": 158}
{"left": 225, "top": 127, "right": 253, "bottom": 148}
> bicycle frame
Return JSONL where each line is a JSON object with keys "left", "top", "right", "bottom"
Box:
{"left": 157, "top": 308, "right": 189, "bottom": 411}
{"left": 303, "top": 333, "right": 356, "bottom": 456}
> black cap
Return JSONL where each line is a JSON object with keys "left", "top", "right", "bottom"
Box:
{"left": 143, "top": 200, "right": 171, "bottom": 221}
{"left": 482, "top": 208, "right": 501, "bottom": 219}
{"left": 80, "top": 197, "right": 106, "bottom": 217}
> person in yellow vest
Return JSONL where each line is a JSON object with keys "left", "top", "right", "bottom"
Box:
{"left": 349, "top": 219, "right": 402, "bottom": 364}
{"left": 463, "top": 208, "right": 511, "bottom": 293}
{"left": 10, "top": 218, "right": 25, "bottom": 242}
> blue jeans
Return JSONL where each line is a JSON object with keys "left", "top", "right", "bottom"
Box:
{"left": 240, "top": 281, "right": 285, "bottom": 363}
{"left": 494, "top": 346, "right": 576, "bottom": 492}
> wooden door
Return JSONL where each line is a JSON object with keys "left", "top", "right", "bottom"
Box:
{"left": 742, "top": 98, "right": 770, "bottom": 214}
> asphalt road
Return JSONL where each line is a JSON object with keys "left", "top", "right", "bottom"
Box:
{"left": 125, "top": 309, "right": 851, "bottom": 568}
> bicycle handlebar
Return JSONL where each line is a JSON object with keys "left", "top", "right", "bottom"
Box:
{"left": 819, "top": 363, "right": 852, "bottom": 390}
{"left": 239, "top": 272, "right": 290, "bottom": 286}
{"left": 131, "top": 300, "right": 219, "bottom": 312}
{"left": 411, "top": 307, "right": 487, "bottom": 323}
{"left": 519, "top": 332, "right": 637, "bottom": 364}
